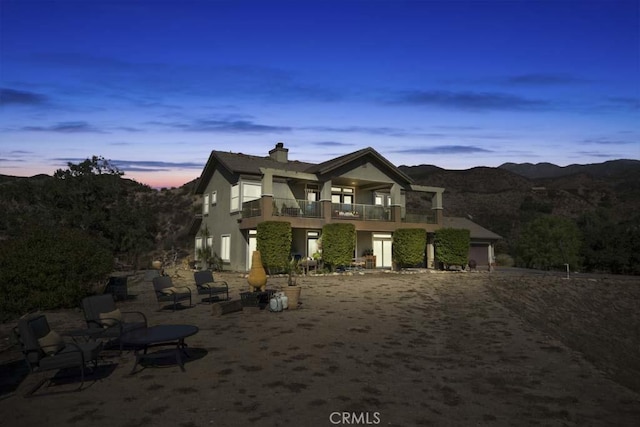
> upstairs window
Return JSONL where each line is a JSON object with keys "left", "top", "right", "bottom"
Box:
{"left": 231, "top": 184, "right": 240, "bottom": 211}
{"left": 331, "top": 186, "right": 354, "bottom": 204}
{"left": 374, "top": 193, "right": 391, "bottom": 206}
{"left": 203, "top": 194, "right": 210, "bottom": 215}
{"left": 231, "top": 181, "right": 261, "bottom": 212}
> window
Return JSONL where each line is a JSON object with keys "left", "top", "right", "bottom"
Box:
{"left": 220, "top": 235, "right": 231, "bottom": 262}
{"left": 195, "top": 237, "right": 203, "bottom": 259}
{"left": 242, "top": 182, "right": 261, "bottom": 202}
{"left": 374, "top": 193, "right": 391, "bottom": 206}
{"left": 332, "top": 186, "right": 354, "bottom": 204}
{"left": 211, "top": 191, "right": 217, "bottom": 205}
{"left": 305, "top": 184, "right": 319, "bottom": 202}
{"left": 203, "top": 194, "right": 210, "bottom": 215}
{"left": 206, "top": 236, "right": 213, "bottom": 249}
{"left": 231, "top": 184, "right": 240, "bottom": 211}
{"left": 231, "top": 181, "right": 261, "bottom": 212}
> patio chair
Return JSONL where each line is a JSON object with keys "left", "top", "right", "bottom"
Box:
{"left": 14, "top": 313, "right": 102, "bottom": 396}
{"left": 193, "top": 270, "right": 229, "bottom": 304}
{"left": 152, "top": 275, "right": 193, "bottom": 311}
{"left": 81, "top": 294, "right": 148, "bottom": 351}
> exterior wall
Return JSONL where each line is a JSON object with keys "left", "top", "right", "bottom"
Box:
{"left": 339, "top": 161, "right": 396, "bottom": 184}
{"left": 198, "top": 169, "right": 259, "bottom": 271}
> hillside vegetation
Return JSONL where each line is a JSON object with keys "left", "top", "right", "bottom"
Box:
{"left": 1, "top": 158, "right": 638, "bottom": 274}
{"left": 401, "top": 159, "right": 640, "bottom": 273}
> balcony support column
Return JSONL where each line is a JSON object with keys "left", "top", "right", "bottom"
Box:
{"left": 426, "top": 235, "right": 435, "bottom": 269}
{"left": 432, "top": 190, "right": 444, "bottom": 225}
{"left": 391, "top": 205, "right": 402, "bottom": 223}
{"left": 261, "top": 195, "right": 273, "bottom": 219}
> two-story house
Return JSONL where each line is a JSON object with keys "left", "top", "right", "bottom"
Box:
{"left": 193, "top": 142, "right": 500, "bottom": 271}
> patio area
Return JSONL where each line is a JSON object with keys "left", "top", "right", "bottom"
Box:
{"left": 1, "top": 269, "right": 639, "bottom": 426}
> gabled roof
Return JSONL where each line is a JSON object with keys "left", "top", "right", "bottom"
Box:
{"left": 195, "top": 146, "right": 414, "bottom": 194}
{"left": 306, "top": 147, "right": 414, "bottom": 185}
{"left": 442, "top": 217, "right": 502, "bottom": 240}
{"left": 195, "top": 150, "right": 315, "bottom": 193}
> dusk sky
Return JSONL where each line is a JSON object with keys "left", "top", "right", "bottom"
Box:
{"left": 1, "top": 0, "right": 638, "bottom": 188}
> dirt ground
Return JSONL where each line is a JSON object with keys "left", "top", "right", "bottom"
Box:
{"left": 1, "top": 268, "right": 639, "bottom": 427}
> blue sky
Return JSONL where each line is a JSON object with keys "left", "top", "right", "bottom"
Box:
{"left": 1, "top": 0, "right": 638, "bottom": 188}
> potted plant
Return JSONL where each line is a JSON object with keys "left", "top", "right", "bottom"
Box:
{"left": 281, "top": 256, "right": 302, "bottom": 309}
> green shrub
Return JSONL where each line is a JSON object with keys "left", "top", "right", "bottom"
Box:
{"left": 495, "top": 253, "right": 514, "bottom": 267}
{"left": 256, "top": 221, "right": 292, "bottom": 274}
{"left": 516, "top": 215, "right": 581, "bottom": 270}
{"left": 0, "top": 227, "right": 113, "bottom": 321}
{"left": 393, "top": 228, "right": 427, "bottom": 268}
{"left": 321, "top": 223, "right": 356, "bottom": 271}
{"left": 434, "top": 228, "right": 470, "bottom": 269}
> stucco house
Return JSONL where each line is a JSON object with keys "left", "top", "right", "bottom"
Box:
{"left": 193, "top": 142, "right": 500, "bottom": 271}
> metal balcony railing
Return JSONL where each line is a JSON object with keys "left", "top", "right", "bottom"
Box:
{"left": 272, "top": 198, "right": 322, "bottom": 218}
{"left": 403, "top": 210, "right": 437, "bottom": 224}
{"left": 241, "top": 199, "right": 262, "bottom": 218}
{"left": 331, "top": 203, "right": 391, "bottom": 221}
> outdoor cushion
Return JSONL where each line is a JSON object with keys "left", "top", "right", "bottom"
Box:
{"left": 99, "top": 309, "right": 123, "bottom": 327}
{"left": 37, "top": 330, "right": 65, "bottom": 355}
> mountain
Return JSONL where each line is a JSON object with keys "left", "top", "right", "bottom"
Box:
{"left": 498, "top": 159, "right": 640, "bottom": 180}
{"left": 2, "top": 159, "right": 638, "bottom": 262}
{"left": 400, "top": 159, "right": 640, "bottom": 251}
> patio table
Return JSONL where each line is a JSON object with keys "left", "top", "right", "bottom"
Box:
{"left": 120, "top": 324, "right": 199, "bottom": 374}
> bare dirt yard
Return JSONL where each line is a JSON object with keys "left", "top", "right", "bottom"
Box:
{"left": 1, "top": 268, "right": 639, "bottom": 426}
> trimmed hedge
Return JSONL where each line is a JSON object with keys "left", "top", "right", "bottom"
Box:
{"left": 256, "top": 221, "right": 292, "bottom": 274}
{"left": 321, "top": 223, "right": 356, "bottom": 271}
{"left": 434, "top": 228, "right": 470, "bottom": 269}
{"left": 0, "top": 227, "right": 113, "bottom": 321}
{"left": 393, "top": 228, "right": 427, "bottom": 268}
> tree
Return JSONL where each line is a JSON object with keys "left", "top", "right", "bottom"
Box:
{"left": 256, "top": 221, "right": 292, "bottom": 273}
{"left": 0, "top": 227, "right": 113, "bottom": 321}
{"left": 321, "top": 223, "right": 356, "bottom": 271}
{"left": 393, "top": 228, "right": 427, "bottom": 268}
{"left": 50, "top": 156, "right": 158, "bottom": 265}
{"left": 516, "top": 215, "right": 582, "bottom": 270}
{"left": 578, "top": 210, "right": 640, "bottom": 274}
{"left": 434, "top": 228, "right": 470, "bottom": 269}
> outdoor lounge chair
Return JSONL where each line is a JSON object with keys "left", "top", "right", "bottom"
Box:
{"left": 152, "top": 275, "right": 193, "bottom": 311}
{"left": 14, "top": 314, "right": 102, "bottom": 396}
{"left": 193, "top": 270, "right": 229, "bottom": 303}
{"left": 81, "top": 294, "right": 148, "bottom": 351}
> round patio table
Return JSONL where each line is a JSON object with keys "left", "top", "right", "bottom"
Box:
{"left": 120, "top": 324, "right": 199, "bottom": 374}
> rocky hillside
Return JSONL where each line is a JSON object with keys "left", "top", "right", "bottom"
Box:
{"left": 2, "top": 159, "right": 637, "bottom": 260}
{"left": 400, "top": 159, "right": 640, "bottom": 250}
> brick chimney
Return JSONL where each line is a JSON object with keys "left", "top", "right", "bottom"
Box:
{"left": 269, "top": 142, "right": 288, "bottom": 163}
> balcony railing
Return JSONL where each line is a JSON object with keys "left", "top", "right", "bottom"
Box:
{"left": 242, "top": 199, "right": 262, "bottom": 218}
{"left": 273, "top": 198, "right": 322, "bottom": 218}
{"left": 332, "top": 203, "right": 391, "bottom": 221}
{"left": 403, "top": 210, "right": 437, "bottom": 224}
{"left": 240, "top": 198, "right": 436, "bottom": 224}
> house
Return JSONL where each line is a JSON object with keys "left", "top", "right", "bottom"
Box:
{"left": 193, "top": 142, "right": 500, "bottom": 271}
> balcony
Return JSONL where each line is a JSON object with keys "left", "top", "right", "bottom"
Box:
{"left": 273, "top": 198, "right": 322, "bottom": 218}
{"left": 241, "top": 199, "right": 262, "bottom": 218}
{"left": 331, "top": 203, "right": 391, "bottom": 221}
{"left": 403, "top": 210, "right": 437, "bottom": 224}
{"left": 239, "top": 197, "right": 438, "bottom": 227}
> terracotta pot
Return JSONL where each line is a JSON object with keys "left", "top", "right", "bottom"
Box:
{"left": 247, "top": 251, "right": 267, "bottom": 292}
{"left": 282, "top": 286, "right": 301, "bottom": 310}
